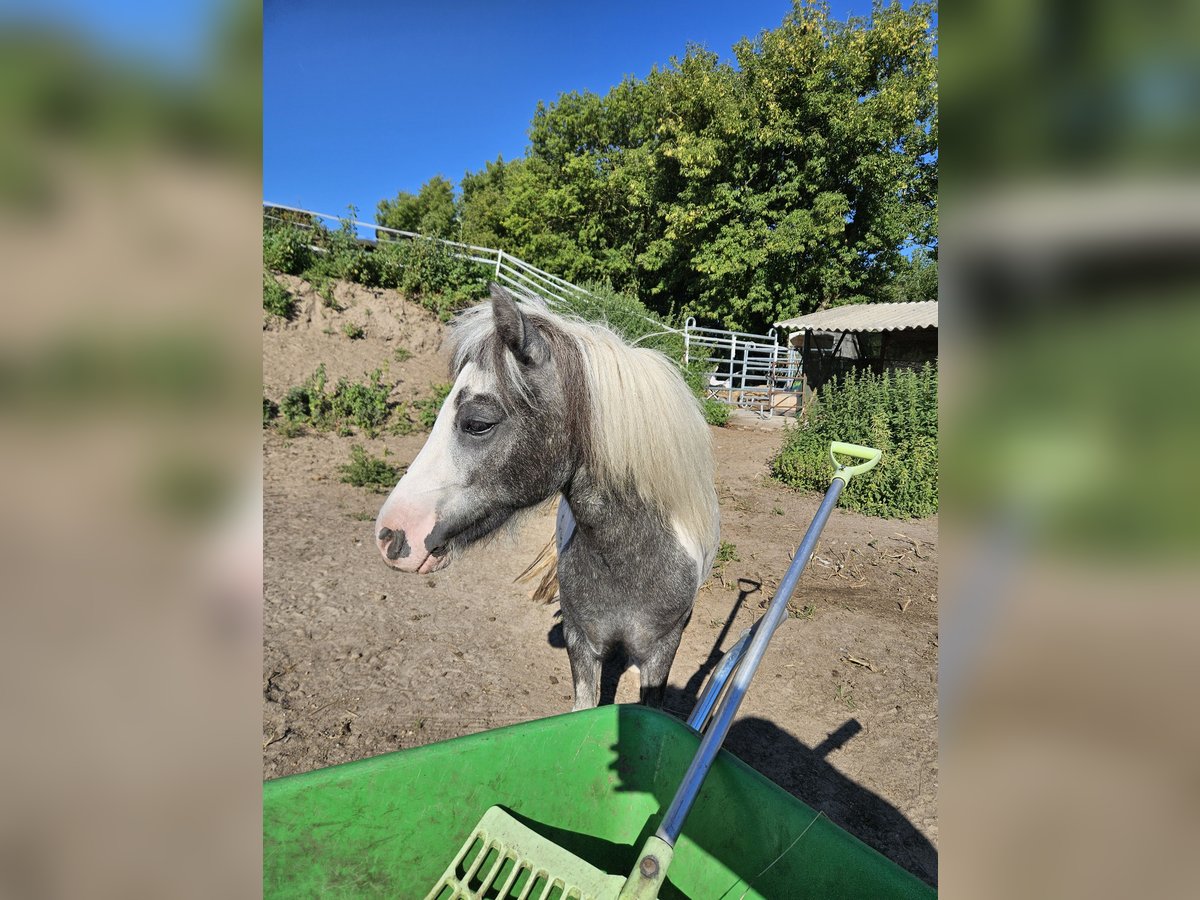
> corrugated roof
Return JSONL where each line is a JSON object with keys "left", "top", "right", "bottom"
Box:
{"left": 775, "top": 300, "right": 937, "bottom": 333}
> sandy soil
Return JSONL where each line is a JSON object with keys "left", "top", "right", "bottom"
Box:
{"left": 262, "top": 277, "right": 939, "bottom": 886}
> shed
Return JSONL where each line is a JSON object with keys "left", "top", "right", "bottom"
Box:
{"left": 775, "top": 301, "right": 938, "bottom": 394}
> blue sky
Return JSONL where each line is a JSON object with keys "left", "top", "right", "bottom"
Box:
{"left": 264, "top": 1, "right": 882, "bottom": 222}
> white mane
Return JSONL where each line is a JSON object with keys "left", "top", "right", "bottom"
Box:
{"left": 450, "top": 298, "right": 719, "bottom": 564}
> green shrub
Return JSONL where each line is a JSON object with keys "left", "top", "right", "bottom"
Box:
{"left": 330, "top": 369, "right": 391, "bottom": 434}
{"left": 771, "top": 364, "right": 938, "bottom": 518}
{"left": 374, "top": 237, "right": 490, "bottom": 319}
{"left": 339, "top": 445, "right": 400, "bottom": 492}
{"left": 280, "top": 364, "right": 334, "bottom": 427}
{"left": 263, "top": 224, "right": 312, "bottom": 275}
{"left": 262, "top": 396, "right": 277, "bottom": 425}
{"left": 263, "top": 275, "right": 295, "bottom": 319}
{"left": 413, "top": 382, "right": 453, "bottom": 430}
{"left": 280, "top": 365, "right": 396, "bottom": 435}
{"left": 342, "top": 322, "right": 365, "bottom": 340}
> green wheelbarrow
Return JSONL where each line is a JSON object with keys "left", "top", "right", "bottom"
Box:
{"left": 264, "top": 443, "right": 935, "bottom": 899}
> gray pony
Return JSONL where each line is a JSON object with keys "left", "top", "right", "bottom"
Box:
{"left": 375, "top": 285, "right": 720, "bottom": 709}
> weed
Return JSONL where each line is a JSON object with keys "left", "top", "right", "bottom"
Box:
{"left": 715, "top": 541, "right": 739, "bottom": 564}
{"left": 342, "top": 322, "right": 365, "bottom": 340}
{"left": 772, "top": 506, "right": 784, "bottom": 516}
{"left": 835, "top": 684, "right": 857, "bottom": 710}
{"left": 788, "top": 602, "right": 816, "bottom": 620}
{"left": 393, "top": 346, "right": 413, "bottom": 363}
{"left": 263, "top": 396, "right": 278, "bottom": 425}
{"left": 339, "top": 445, "right": 401, "bottom": 491}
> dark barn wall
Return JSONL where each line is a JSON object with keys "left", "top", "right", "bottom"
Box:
{"left": 799, "top": 327, "right": 938, "bottom": 392}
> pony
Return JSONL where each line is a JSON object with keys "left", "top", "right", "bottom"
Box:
{"left": 374, "top": 284, "right": 720, "bottom": 709}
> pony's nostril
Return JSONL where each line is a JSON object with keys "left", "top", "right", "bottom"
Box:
{"left": 385, "top": 530, "right": 409, "bottom": 560}
{"left": 378, "top": 527, "right": 394, "bottom": 542}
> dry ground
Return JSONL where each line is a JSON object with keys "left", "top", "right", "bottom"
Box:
{"left": 262, "top": 277, "right": 939, "bottom": 886}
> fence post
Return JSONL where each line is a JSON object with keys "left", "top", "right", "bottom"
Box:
{"left": 728, "top": 334, "right": 737, "bottom": 404}
{"left": 495, "top": 250, "right": 503, "bottom": 278}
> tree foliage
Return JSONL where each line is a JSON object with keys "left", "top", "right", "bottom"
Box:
{"left": 377, "top": 175, "right": 457, "bottom": 238}
{"left": 380, "top": 1, "right": 937, "bottom": 333}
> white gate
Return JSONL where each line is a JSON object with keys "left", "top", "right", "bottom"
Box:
{"left": 683, "top": 319, "right": 802, "bottom": 417}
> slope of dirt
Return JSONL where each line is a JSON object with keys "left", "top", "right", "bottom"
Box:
{"left": 262, "top": 281, "right": 939, "bottom": 885}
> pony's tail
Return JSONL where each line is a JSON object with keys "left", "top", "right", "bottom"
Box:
{"left": 515, "top": 537, "right": 558, "bottom": 604}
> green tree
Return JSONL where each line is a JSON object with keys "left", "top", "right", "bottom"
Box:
{"left": 377, "top": 175, "right": 457, "bottom": 239}
{"left": 449, "top": 0, "right": 937, "bottom": 333}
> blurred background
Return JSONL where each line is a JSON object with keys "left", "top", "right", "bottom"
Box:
{"left": 940, "top": 1, "right": 1200, "bottom": 896}
{"left": 0, "top": 0, "right": 1197, "bottom": 896}
{"left": 0, "top": 0, "right": 261, "bottom": 896}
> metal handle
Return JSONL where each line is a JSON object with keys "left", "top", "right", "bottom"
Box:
{"left": 829, "top": 441, "right": 882, "bottom": 483}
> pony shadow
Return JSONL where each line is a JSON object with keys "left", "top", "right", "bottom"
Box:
{"left": 723, "top": 717, "right": 938, "bottom": 887}
{"left": 549, "top": 579, "right": 760, "bottom": 709}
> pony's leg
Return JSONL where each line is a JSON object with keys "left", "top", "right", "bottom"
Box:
{"left": 636, "top": 621, "right": 687, "bottom": 708}
{"left": 564, "top": 623, "right": 602, "bottom": 711}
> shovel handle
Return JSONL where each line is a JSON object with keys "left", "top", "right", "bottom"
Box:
{"left": 830, "top": 441, "right": 882, "bottom": 484}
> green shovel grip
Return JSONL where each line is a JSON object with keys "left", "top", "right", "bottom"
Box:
{"left": 829, "top": 441, "right": 882, "bottom": 484}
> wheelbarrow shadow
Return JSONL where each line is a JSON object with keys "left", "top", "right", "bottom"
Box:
{"left": 723, "top": 717, "right": 938, "bottom": 887}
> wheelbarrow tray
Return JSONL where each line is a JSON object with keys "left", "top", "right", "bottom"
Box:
{"left": 264, "top": 704, "right": 934, "bottom": 899}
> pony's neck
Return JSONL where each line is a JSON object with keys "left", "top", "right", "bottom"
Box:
{"left": 561, "top": 467, "right": 664, "bottom": 554}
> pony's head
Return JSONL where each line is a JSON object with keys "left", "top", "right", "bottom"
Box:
{"left": 374, "top": 285, "right": 589, "bottom": 573}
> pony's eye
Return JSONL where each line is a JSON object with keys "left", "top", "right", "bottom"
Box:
{"left": 462, "top": 418, "right": 496, "bottom": 436}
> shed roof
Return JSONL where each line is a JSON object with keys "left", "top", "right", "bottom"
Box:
{"left": 775, "top": 300, "right": 938, "bottom": 334}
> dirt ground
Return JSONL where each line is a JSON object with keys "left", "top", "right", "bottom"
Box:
{"left": 262, "top": 277, "right": 939, "bottom": 887}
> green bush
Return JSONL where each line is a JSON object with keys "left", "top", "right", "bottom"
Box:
{"left": 339, "top": 445, "right": 400, "bottom": 492}
{"left": 375, "top": 237, "right": 490, "bottom": 319}
{"left": 280, "top": 365, "right": 395, "bottom": 436}
{"left": 342, "top": 322, "right": 365, "bottom": 340}
{"left": 330, "top": 369, "right": 391, "bottom": 434}
{"left": 263, "top": 275, "right": 295, "bottom": 319}
{"left": 771, "top": 364, "right": 938, "bottom": 518}
{"left": 263, "top": 224, "right": 312, "bottom": 275}
{"left": 262, "top": 396, "right": 277, "bottom": 425}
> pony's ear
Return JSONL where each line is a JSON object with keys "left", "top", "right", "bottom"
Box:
{"left": 490, "top": 283, "right": 547, "bottom": 366}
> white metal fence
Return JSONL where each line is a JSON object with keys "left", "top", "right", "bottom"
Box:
{"left": 262, "top": 202, "right": 676, "bottom": 339}
{"left": 683, "top": 319, "right": 802, "bottom": 417}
